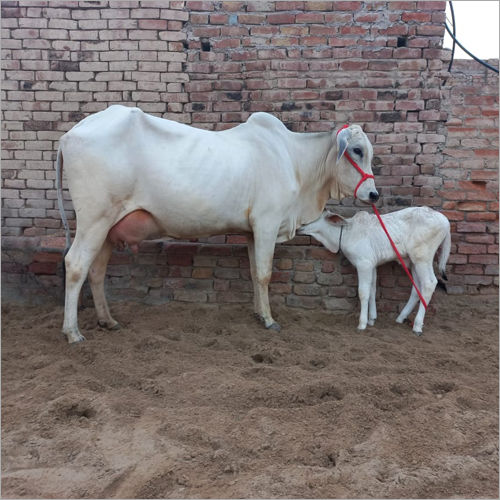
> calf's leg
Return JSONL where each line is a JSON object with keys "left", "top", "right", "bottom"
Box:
{"left": 356, "top": 264, "right": 373, "bottom": 330}
{"left": 411, "top": 262, "right": 437, "bottom": 335}
{"left": 396, "top": 264, "right": 420, "bottom": 325}
{"left": 367, "top": 267, "right": 377, "bottom": 326}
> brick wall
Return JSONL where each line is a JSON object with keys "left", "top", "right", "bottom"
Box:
{"left": 439, "top": 60, "right": 499, "bottom": 294}
{"left": 1, "top": 1, "right": 498, "bottom": 310}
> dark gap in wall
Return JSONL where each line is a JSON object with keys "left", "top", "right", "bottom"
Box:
{"left": 397, "top": 36, "right": 408, "bottom": 47}
{"left": 201, "top": 38, "right": 211, "bottom": 51}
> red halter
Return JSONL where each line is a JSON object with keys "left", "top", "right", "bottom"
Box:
{"left": 336, "top": 124, "right": 375, "bottom": 199}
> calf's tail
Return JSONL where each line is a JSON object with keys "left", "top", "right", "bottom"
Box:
{"left": 436, "top": 224, "right": 452, "bottom": 292}
{"left": 56, "top": 146, "right": 71, "bottom": 287}
{"left": 438, "top": 226, "right": 451, "bottom": 281}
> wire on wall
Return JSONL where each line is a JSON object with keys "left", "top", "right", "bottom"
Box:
{"left": 445, "top": 1, "right": 499, "bottom": 75}
{"left": 447, "top": 1, "right": 456, "bottom": 74}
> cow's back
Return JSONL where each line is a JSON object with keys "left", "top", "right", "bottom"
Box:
{"left": 58, "top": 106, "right": 297, "bottom": 238}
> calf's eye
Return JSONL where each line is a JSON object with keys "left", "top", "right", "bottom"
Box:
{"left": 353, "top": 147, "right": 363, "bottom": 157}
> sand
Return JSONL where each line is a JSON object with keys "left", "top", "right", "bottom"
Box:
{"left": 1, "top": 292, "right": 498, "bottom": 498}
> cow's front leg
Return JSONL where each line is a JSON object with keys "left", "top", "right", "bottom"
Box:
{"left": 251, "top": 227, "right": 280, "bottom": 331}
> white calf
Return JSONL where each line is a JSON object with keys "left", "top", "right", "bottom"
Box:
{"left": 298, "top": 207, "right": 451, "bottom": 335}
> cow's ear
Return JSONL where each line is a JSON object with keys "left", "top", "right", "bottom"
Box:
{"left": 326, "top": 213, "right": 345, "bottom": 225}
{"left": 336, "top": 127, "right": 351, "bottom": 162}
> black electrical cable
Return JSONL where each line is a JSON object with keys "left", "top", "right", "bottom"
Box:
{"left": 447, "top": 1, "right": 456, "bottom": 74}
{"left": 444, "top": 23, "right": 499, "bottom": 74}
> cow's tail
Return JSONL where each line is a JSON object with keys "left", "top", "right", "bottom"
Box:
{"left": 436, "top": 225, "right": 451, "bottom": 292}
{"left": 56, "top": 146, "right": 71, "bottom": 286}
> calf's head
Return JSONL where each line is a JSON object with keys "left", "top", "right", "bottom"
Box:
{"left": 333, "top": 124, "right": 379, "bottom": 204}
{"left": 298, "top": 211, "right": 346, "bottom": 254}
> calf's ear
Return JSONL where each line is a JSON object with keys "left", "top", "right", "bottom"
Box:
{"left": 336, "top": 127, "right": 351, "bottom": 161}
{"left": 326, "top": 213, "right": 345, "bottom": 225}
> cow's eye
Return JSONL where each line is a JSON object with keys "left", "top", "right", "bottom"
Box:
{"left": 353, "top": 147, "right": 363, "bottom": 157}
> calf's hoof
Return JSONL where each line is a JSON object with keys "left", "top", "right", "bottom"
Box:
{"left": 412, "top": 328, "right": 423, "bottom": 337}
{"left": 367, "top": 319, "right": 376, "bottom": 326}
{"left": 63, "top": 330, "right": 86, "bottom": 344}
{"left": 357, "top": 324, "right": 367, "bottom": 331}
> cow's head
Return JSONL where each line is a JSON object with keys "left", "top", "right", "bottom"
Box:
{"left": 331, "top": 124, "right": 379, "bottom": 204}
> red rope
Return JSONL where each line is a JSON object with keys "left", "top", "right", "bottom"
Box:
{"left": 371, "top": 204, "right": 428, "bottom": 310}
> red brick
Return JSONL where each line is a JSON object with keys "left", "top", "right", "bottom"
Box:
{"left": 239, "top": 14, "right": 266, "bottom": 24}
{"left": 138, "top": 19, "right": 167, "bottom": 30}
{"left": 469, "top": 255, "right": 498, "bottom": 265}
{"left": 267, "top": 13, "right": 296, "bottom": 24}
{"left": 457, "top": 243, "right": 487, "bottom": 255}
{"left": 186, "top": 1, "right": 215, "bottom": 11}
{"left": 416, "top": 1, "right": 447, "bottom": 10}
{"left": 213, "top": 39, "right": 240, "bottom": 49}
{"left": 226, "top": 235, "right": 247, "bottom": 244}
{"left": 465, "top": 234, "right": 495, "bottom": 244}
{"left": 402, "top": 12, "right": 431, "bottom": 22}
{"left": 296, "top": 13, "right": 324, "bottom": 23}
{"left": 456, "top": 222, "right": 487, "bottom": 233}
{"left": 33, "top": 251, "right": 63, "bottom": 263}
{"left": 466, "top": 212, "right": 498, "bottom": 222}
{"left": 474, "top": 149, "right": 498, "bottom": 157}
{"left": 304, "top": 1, "right": 333, "bottom": 9}
{"left": 333, "top": 1, "right": 362, "bottom": 11}
{"left": 339, "top": 60, "right": 368, "bottom": 71}
{"left": 28, "top": 261, "right": 57, "bottom": 274}
{"left": 355, "top": 13, "right": 382, "bottom": 22}
{"left": 221, "top": 1, "right": 246, "bottom": 11}
{"left": 340, "top": 26, "right": 368, "bottom": 36}
{"left": 209, "top": 14, "right": 228, "bottom": 24}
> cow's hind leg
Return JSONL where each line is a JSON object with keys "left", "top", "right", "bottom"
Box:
{"left": 89, "top": 239, "right": 120, "bottom": 330}
{"left": 62, "top": 223, "right": 110, "bottom": 343}
{"left": 247, "top": 235, "right": 260, "bottom": 318}
{"left": 251, "top": 226, "right": 280, "bottom": 331}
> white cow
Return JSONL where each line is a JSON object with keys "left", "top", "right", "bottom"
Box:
{"left": 56, "top": 105, "right": 378, "bottom": 343}
{"left": 298, "top": 207, "right": 451, "bottom": 335}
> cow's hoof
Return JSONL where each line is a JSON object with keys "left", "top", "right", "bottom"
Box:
{"left": 266, "top": 322, "right": 281, "bottom": 332}
{"left": 98, "top": 320, "right": 121, "bottom": 330}
{"left": 367, "top": 319, "right": 376, "bottom": 326}
{"left": 357, "top": 325, "right": 367, "bottom": 331}
{"left": 413, "top": 329, "right": 423, "bottom": 337}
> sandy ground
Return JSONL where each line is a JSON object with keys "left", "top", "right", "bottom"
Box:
{"left": 1, "top": 293, "right": 498, "bottom": 499}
